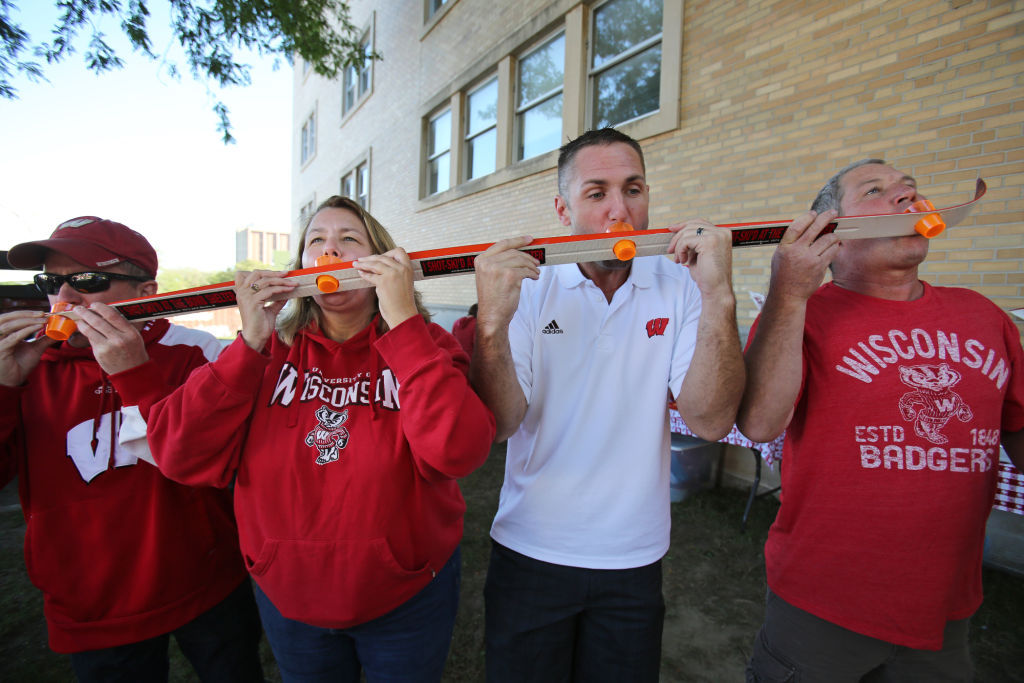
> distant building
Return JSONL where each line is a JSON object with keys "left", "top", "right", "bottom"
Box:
{"left": 235, "top": 227, "right": 291, "bottom": 266}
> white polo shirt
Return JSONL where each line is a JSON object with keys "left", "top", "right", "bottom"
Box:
{"left": 490, "top": 256, "right": 702, "bottom": 569}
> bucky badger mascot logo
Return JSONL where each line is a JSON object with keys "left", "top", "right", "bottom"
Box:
{"left": 305, "top": 405, "right": 351, "bottom": 465}
{"left": 897, "top": 363, "right": 973, "bottom": 445}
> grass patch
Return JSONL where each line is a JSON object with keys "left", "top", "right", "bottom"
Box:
{"left": 2, "top": 444, "right": 1022, "bottom": 681}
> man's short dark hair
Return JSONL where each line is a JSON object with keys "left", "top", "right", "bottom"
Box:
{"left": 811, "top": 158, "right": 887, "bottom": 215}
{"left": 557, "top": 128, "right": 646, "bottom": 198}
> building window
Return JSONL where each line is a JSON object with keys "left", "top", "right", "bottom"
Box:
{"left": 427, "top": 109, "right": 452, "bottom": 195}
{"left": 590, "top": 0, "right": 663, "bottom": 128}
{"left": 417, "top": 0, "right": 679, "bottom": 202}
{"left": 356, "top": 163, "right": 369, "bottom": 208}
{"left": 299, "top": 198, "right": 316, "bottom": 228}
{"left": 427, "top": 0, "right": 449, "bottom": 19}
{"left": 517, "top": 32, "right": 564, "bottom": 161}
{"left": 300, "top": 110, "right": 317, "bottom": 165}
{"left": 341, "top": 162, "right": 370, "bottom": 209}
{"left": 465, "top": 76, "right": 498, "bottom": 180}
{"left": 343, "top": 30, "right": 374, "bottom": 116}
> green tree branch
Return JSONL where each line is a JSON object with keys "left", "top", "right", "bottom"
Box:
{"left": 2, "top": 0, "right": 377, "bottom": 142}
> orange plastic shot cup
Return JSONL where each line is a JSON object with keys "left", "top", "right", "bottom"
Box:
{"left": 609, "top": 221, "right": 637, "bottom": 261}
{"left": 906, "top": 199, "right": 945, "bottom": 238}
{"left": 45, "top": 302, "right": 78, "bottom": 341}
{"left": 315, "top": 255, "right": 344, "bottom": 293}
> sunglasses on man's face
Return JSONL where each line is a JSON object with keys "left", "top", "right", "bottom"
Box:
{"left": 33, "top": 271, "right": 152, "bottom": 295}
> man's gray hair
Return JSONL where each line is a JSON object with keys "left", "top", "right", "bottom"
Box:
{"left": 811, "top": 158, "right": 886, "bottom": 214}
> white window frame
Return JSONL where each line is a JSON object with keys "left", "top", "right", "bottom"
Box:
{"left": 426, "top": 0, "right": 450, "bottom": 21}
{"left": 426, "top": 108, "right": 453, "bottom": 196}
{"left": 515, "top": 30, "right": 565, "bottom": 162}
{"left": 298, "top": 196, "right": 316, "bottom": 230}
{"left": 342, "top": 18, "right": 375, "bottom": 120}
{"left": 416, "top": 0, "right": 682, "bottom": 205}
{"left": 464, "top": 75, "right": 499, "bottom": 181}
{"left": 356, "top": 162, "right": 370, "bottom": 208}
{"left": 300, "top": 108, "right": 317, "bottom": 167}
{"left": 340, "top": 150, "right": 372, "bottom": 210}
{"left": 582, "top": 0, "right": 681, "bottom": 138}
{"left": 340, "top": 173, "right": 354, "bottom": 201}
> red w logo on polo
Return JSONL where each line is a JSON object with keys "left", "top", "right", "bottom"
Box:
{"left": 646, "top": 317, "right": 669, "bottom": 337}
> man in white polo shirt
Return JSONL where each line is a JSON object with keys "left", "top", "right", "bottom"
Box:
{"left": 470, "top": 127, "right": 745, "bottom": 681}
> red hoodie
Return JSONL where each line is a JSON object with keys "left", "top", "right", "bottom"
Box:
{"left": 0, "top": 319, "right": 247, "bottom": 653}
{"left": 148, "top": 314, "right": 495, "bottom": 628}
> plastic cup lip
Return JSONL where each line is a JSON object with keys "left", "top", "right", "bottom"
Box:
{"left": 905, "top": 199, "right": 945, "bottom": 238}
{"left": 46, "top": 302, "right": 78, "bottom": 340}
{"left": 612, "top": 238, "right": 637, "bottom": 261}
{"left": 914, "top": 213, "right": 946, "bottom": 238}
{"left": 316, "top": 274, "right": 340, "bottom": 293}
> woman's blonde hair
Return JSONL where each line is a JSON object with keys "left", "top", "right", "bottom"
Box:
{"left": 277, "top": 196, "right": 430, "bottom": 344}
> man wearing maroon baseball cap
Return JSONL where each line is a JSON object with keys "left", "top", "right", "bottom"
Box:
{"left": 0, "top": 216, "right": 263, "bottom": 680}
{"left": 8, "top": 215, "right": 160, "bottom": 276}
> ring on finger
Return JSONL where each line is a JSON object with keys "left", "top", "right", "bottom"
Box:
{"left": 696, "top": 226, "right": 705, "bottom": 236}
{"left": 250, "top": 282, "right": 261, "bottom": 292}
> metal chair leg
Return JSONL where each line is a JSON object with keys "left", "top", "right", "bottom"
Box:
{"left": 742, "top": 448, "right": 762, "bottom": 532}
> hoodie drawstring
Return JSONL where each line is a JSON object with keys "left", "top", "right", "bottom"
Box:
{"left": 91, "top": 374, "right": 120, "bottom": 472}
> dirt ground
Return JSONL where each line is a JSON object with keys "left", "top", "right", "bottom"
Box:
{"left": 1, "top": 444, "right": 1022, "bottom": 681}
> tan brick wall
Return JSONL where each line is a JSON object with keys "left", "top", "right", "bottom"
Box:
{"left": 293, "top": 0, "right": 1023, "bottom": 332}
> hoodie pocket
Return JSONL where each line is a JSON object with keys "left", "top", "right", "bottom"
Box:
{"left": 246, "top": 536, "right": 433, "bottom": 628}
{"left": 25, "top": 487, "right": 218, "bottom": 623}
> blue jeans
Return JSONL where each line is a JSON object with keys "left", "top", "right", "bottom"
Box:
{"left": 254, "top": 546, "right": 460, "bottom": 683}
{"left": 485, "top": 541, "right": 664, "bottom": 683}
{"left": 69, "top": 578, "right": 264, "bottom": 683}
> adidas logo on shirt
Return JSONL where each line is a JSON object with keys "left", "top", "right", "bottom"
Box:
{"left": 541, "top": 320, "right": 564, "bottom": 335}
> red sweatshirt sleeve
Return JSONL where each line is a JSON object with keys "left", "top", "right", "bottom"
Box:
{"left": 146, "top": 337, "right": 270, "bottom": 488}
{"left": 374, "top": 316, "right": 495, "bottom": 481}
{"left": 109, "top": 357, "right": 189, "bottom": 420}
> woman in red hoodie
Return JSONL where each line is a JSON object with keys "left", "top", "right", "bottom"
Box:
{"left": 147, "top": 196, "right": 496, "bottom": 682}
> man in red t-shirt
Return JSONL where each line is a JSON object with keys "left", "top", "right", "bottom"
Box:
{"left": 739, "top": 160, "right": 1024, "bottom": 681}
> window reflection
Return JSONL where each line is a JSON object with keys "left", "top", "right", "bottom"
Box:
{"left": 517, "top": 33, "right": 564, "bottom": 161}
{"left": 466, "top": 78, "right": 498, "bottom": 179}
{"left": 590, "top": 0, "right": 663, "bottom": 128}
{"left": 428, "top": 110, "right": 452, "bottom": 194}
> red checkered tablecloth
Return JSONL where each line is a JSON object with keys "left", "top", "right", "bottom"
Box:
{"left": 668, "top": 408, "right": 784, "bottom": 467}
{"left": 994, "top": 461, "right": 1024, "bottom": 515}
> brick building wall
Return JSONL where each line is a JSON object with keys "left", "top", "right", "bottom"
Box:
{"left": 292, "top": 0, "right": 1023, "bottom": 333}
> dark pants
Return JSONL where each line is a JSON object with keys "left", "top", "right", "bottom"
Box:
{"left": 484, "top": 541, "right": 664, "bottom": 683}
{"left": 254, "top": 547, "right": 460, "bottom": 683}
{"left": 746, "top": 589, "right": 973, "bottom": 683}
{"left": 70, "top": 578, "right": 264, "bottom": 683}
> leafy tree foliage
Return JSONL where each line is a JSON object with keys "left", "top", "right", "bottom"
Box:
{"left": 1, "top": 0, "right": 375, "bottom": 142}
{"left": 158, "top": 258, "right": 279, "bottom": 292}
{"left": 208, "top": 258, "right": 270, "bottom": 285}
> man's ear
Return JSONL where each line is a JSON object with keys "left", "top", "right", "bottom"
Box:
{"left": 554, "top": 195, "right": 572, "bottom": 227}
{"left": 138, "top": 280, "right": 158, "bottom": 298}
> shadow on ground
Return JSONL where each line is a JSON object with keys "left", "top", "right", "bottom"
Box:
{"left": 1, "top": 443, "right": 1021, "bottom": 681}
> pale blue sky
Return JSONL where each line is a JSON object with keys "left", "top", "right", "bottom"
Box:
{"left": 0, "top": 2, "right": 293, "bottom": 276}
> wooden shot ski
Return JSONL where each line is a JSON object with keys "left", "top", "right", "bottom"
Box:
{"left": 45, "top": 179, "right": 986, "bottom": 333}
